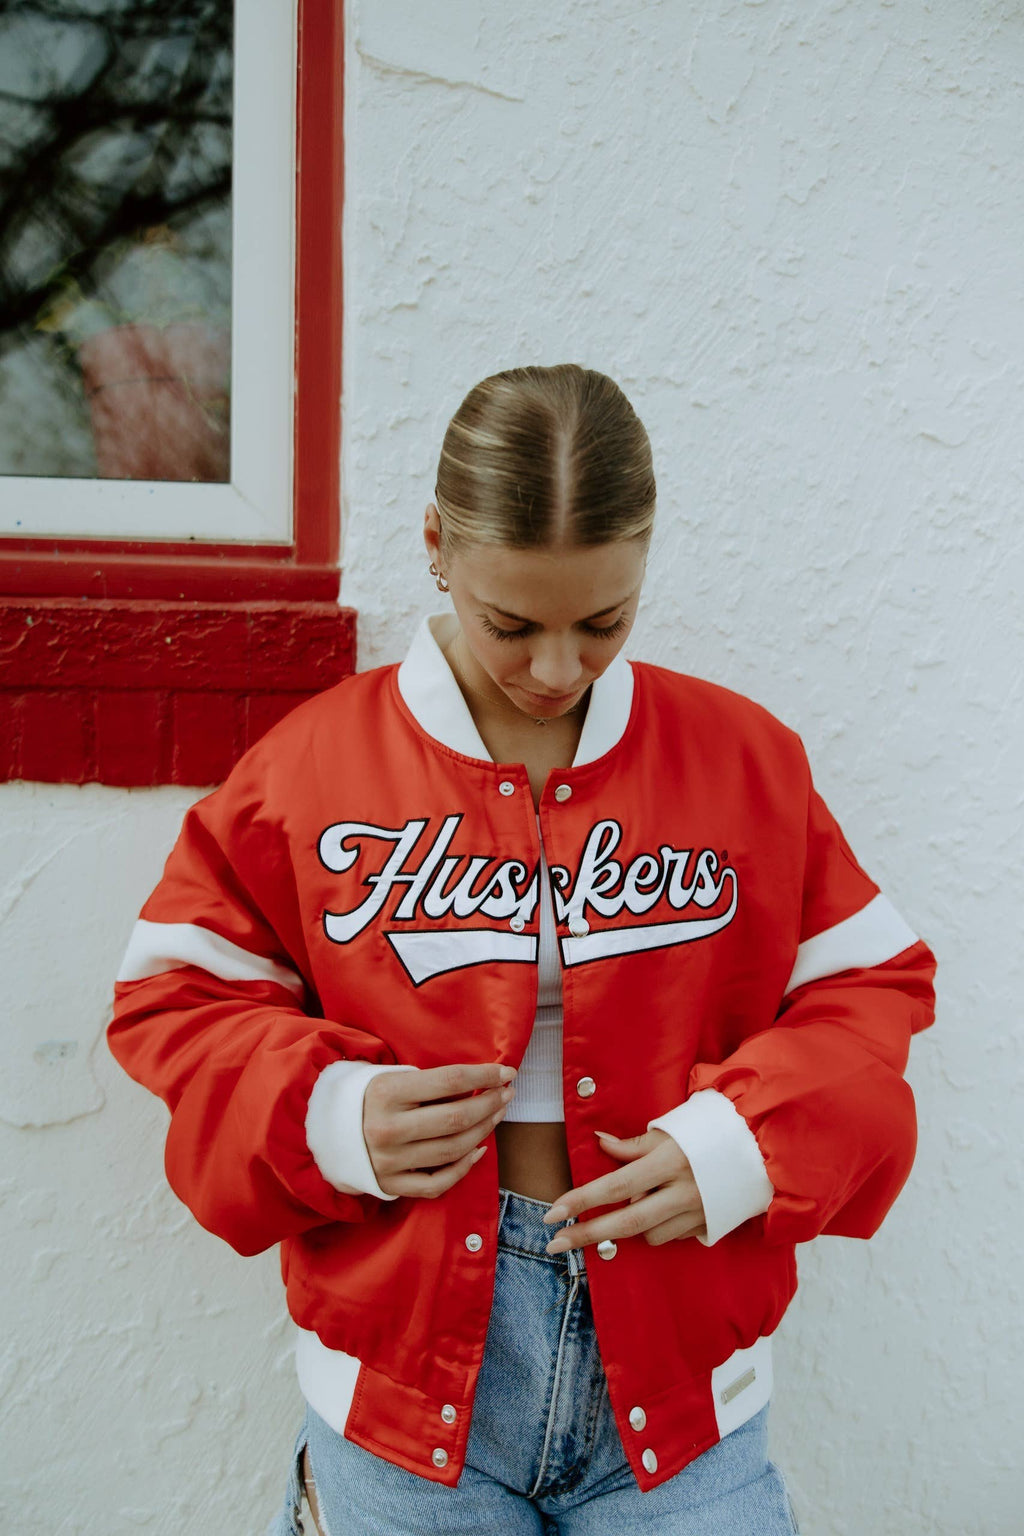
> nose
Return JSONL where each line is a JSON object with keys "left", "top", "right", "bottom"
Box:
{"left": 528, "top": 635, "right": 584, "bottom": 695}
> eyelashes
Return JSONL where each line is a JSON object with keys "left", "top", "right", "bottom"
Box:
{"left": 582, "top": 615, "right": 630, "bottom": 640}
{"left": 480, "top": 615, "right": 629, "bottom": 642}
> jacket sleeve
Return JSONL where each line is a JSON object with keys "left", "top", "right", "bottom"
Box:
{"left": 650, "top": 755, "right": 937, "bottom": 1248}
{"left": 108, "top": 749, "right": 400, "bottom": 1257}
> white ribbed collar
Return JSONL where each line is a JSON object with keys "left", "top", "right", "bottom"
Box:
{"left": 396, "top": 614, "right": 634, "bottom": 767}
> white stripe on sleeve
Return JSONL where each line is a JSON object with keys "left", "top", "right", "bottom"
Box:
{"left": 784, "top": 893, "right": 919, "bottom": 996}
{"left": 116, "top": 918, "right": 306, "bottom": 999}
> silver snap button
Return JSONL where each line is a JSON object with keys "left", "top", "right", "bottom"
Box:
{"left": 465, "top": 1232, "right": 483, "bottom": 1252}
{"left": 509, "top": 915, "right": 526, "bottom": 933}
{"left": 498, "top": 780, "right": 515, "bottom": 796}
{"left": 575, "top": 1076, "right": 596, "bottom": 1098}
{"left": 597, "top": 1239, "right": 617, "bottom": 1259}
{"left": 441, "top": 1404, "right": 457, "bottom": 1424}
{"left": 432, "top": 1447, "right": 449, "bottom": 1468}
{"left": 629, "top": 1406, "right": 647, "bottom": 1431}
{"left": 641, "top": 1447, "right": 658, "bottom": 1474}
{"left": 568, "top": 916, "right": 590, "bottom": 937}
{"left": 554, "top": 783, "right": 572, "bottom": 802}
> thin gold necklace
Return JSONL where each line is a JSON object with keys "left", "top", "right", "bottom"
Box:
{"left": 446, "top": 633, "right": 588, "bottom": 728}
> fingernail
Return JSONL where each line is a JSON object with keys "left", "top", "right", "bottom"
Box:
{"left": 470, "top": 1146, "right": 487, "bottom": 1161}
{"left": 499, "top": 1067, "right": 516, "bottom": 1084}
{"left": 542, "top": 1204, "right": 569, "bottom": 1224}
{"left": 594, "top": 1129, "right": 617, "bottom": 1140}
{"left": 501, "top": 1084, "right": 515, "bottom": 1101}
{"left": 545, "top": 1237, "right": 570, "bottom": 1254}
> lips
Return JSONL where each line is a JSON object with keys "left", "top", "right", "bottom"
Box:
{"left": 518, "top": 687, "right": 583, "bottom": 710}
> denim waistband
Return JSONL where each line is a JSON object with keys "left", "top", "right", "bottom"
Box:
{"left": 497, "top": 1186, "right": 587, "bottom": 1278}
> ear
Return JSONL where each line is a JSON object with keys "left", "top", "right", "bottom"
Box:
{"left": 423, "top": 503, "right": 443, "bottom": 566}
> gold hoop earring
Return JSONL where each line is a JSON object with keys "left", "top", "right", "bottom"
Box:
{"left": 429, "top": 562, "right": 450, "bottom": 593}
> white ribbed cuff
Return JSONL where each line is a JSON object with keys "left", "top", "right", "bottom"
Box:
{"left": 648, "top": 1089, "right": 774, "bottom": 1246}
{"left": 305, "top": 1060, "right": 413, "bottom": 1202}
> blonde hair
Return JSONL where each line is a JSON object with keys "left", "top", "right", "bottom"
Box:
{"left": 434, "top": 364, "right": 656, "bottom": 556}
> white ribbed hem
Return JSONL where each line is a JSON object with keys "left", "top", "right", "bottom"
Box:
{"left": 648, "top": 1089, "right": 774, "bottom": 1246}
{"left": 295, "top": 1327, "right": 363, "bottom": 1435}
{"left": 711, "top": 1335, "right": 773, "bottom": 1438}
{"left": 305, "top": 1060, "right": 413, "bottom": 1200}
{"left": 294, "top": 1325, "right": 773, "bottom": 1446}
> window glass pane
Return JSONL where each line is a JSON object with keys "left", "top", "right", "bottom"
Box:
{"left": 0, "top": 0, "right": 233, "bottom": 484}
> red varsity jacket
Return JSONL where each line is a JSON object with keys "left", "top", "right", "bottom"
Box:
{"left": 108, "top": 615, "right": 936, "bottom": 1491}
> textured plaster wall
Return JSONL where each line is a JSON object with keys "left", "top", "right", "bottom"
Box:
{"left": 1, "top": 1, "right": 1021, "bottom": 1532}
{"left": 0, "top": 785, "right": 299, "bottom": 1534}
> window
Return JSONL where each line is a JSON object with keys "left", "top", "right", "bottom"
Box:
{"left": 0, "top": 0, "right": 353, "bottom": 785}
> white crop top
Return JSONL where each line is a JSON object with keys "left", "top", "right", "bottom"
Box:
{"left": 504, "top": 825, "right": 565, "bottom": 1122}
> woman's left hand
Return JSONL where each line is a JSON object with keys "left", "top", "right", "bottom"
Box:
{"left": 542, "top": 1127, "right": 706, "bottom": 1251}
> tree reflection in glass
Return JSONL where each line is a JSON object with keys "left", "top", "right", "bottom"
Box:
{"left": 0, "top": 0, "right": 233, "bottom": 483}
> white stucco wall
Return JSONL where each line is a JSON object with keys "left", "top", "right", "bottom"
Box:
{"left": 2, "top": 2, "right": 1021, "bottom": 1531}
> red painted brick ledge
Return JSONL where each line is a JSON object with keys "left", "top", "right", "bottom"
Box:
{"left": 0, "top": 598, "right": 356, "bottom": 786}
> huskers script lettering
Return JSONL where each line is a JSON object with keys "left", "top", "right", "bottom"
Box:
{"left": 317, "top": 817, "right": 737, "bottom": 975}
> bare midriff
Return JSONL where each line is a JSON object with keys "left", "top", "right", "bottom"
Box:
{"left": 495, "top": 1120, "right": 573, "bottom": 1204}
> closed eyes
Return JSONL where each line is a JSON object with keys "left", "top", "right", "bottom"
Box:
{"left": 480, "top": 615, "right": 630, "bottom": 642}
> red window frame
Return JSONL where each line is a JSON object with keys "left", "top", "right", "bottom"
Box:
{"left": 0, "top": 0, "right": 355, "bottom": 786}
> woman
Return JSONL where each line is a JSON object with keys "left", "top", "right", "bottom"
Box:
{"left": 108, "top": 365, "right": 936, "bottom": 1535}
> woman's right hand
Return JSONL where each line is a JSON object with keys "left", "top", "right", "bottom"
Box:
{"left": 363, "top": 1063, "right": 517, "bottom": 1198}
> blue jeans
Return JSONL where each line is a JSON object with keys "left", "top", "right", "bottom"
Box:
{"left": 270, "top": 1189, "right": 800, "bottom": 1534}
